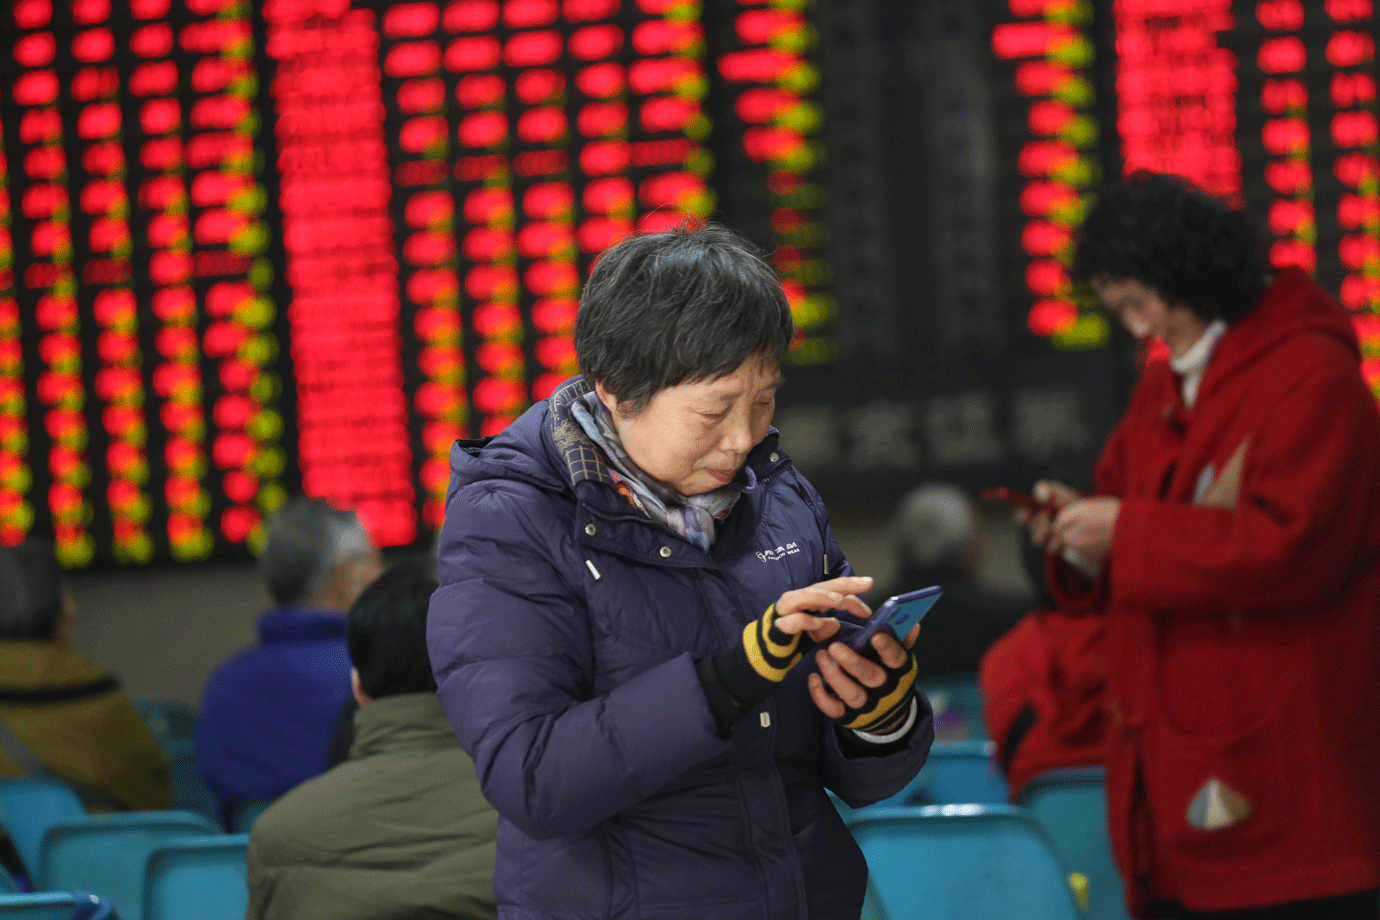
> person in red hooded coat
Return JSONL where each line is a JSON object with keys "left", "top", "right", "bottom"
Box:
{"left": 1021, "top": 172, "right": 1380, "bottom": 920}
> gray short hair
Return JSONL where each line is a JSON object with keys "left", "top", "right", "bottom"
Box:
{"left": 259, "top": 497, "right": 375, "bottom": 605}
{"left": 0, "top": 540, "right": 63, "bottom": 640}
{"left": 894, "top": 484, "right": 978, "bottom": 570}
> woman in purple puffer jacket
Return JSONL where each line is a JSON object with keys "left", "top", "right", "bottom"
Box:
{"left": 428, "top": 224, "right": 933, "bottom": 920}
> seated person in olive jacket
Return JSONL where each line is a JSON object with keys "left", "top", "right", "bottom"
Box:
{"left": 246, "top": 558, "right": 498, "bottom": 920}
{"left": 0, "top": 539, "right": 173, "bottom": 815}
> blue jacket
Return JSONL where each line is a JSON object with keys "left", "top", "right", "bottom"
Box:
{"left": 429, "top": 380, "right": 933, "bottom": 920}
{"left": 196, "top": 607, "right": 352, "bottom": 807}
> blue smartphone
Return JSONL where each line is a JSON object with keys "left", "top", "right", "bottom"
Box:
{"left": 850, "top": 586, "right": 942, "bottom": 651}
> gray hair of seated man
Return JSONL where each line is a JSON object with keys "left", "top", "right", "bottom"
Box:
{"left": 259, "top": 496, "right": 375, "bottom": 606}
{"left": 0, "top": 539, "right": 64, "bottom": 640}
{"left": 894, "top": 483, "right": 980, "bottom": 573}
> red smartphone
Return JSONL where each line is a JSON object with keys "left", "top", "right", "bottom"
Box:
{"left": 980, "top": 487, "right": 1061, "bottom": 515}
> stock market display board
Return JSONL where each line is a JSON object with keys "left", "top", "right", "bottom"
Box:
{"left": 1, "top": 0, "right": 830, "bottom": 564}
{"left": 1, "top": 0, "right": 1377, "bottom": 564}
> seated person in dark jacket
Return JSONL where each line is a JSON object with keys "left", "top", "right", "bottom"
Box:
{"left": 246, "top": 559, "right": 498, "bottom": 920}
{"left": 875, "top": 483, "right": 1027, "bottom": 678}
{"left": 196, "top": 496, "right": 382, "bottom": 812}
{"left": 0, "top": 539, "right": 172, "bottom": 813}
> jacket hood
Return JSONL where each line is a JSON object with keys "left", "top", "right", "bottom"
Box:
{"left": 1204, "top": 267, "right": 1361, "bottom": 391}
{"left": 445, "top": 395, "right": 569, "bottom": 503}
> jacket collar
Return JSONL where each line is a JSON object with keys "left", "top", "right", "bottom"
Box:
{"left": 349, "top": 693, "right": 461, "bottom": 759}
{"left": 257, "top": 606, "right": 346, "bottom": 644}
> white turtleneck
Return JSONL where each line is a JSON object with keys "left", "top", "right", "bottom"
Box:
{"left": 1169, "top": 318, "right": 1228, "bottom": 408}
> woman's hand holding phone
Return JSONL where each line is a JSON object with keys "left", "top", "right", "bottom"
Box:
{"left": 770, "top": 577, "right": 921, "bottom": 730}
{"left": 1016, "top": 480, "right": 1082, "bottom": 549}
{"left": 999, "top": 480, "right": 1118, "bottom": 574}
{"left": 769, "top": 575, "right": 874, "bottom": 647}
{"left": 806, "top": 601, "right": 921, "bottom": 726}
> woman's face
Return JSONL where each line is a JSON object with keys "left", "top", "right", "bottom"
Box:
{"left": 1092, "top": 277, "right": 1209, "bottom": 359}
{"left": 596, "top": 354, "right": 781, "bottom": 497}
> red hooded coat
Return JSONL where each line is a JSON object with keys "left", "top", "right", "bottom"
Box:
{"left": 979, "top": 606, "right": 1107, "bottom": 797}
{"left": 1048, "top": 267, "right": 1380, "bottom": 915}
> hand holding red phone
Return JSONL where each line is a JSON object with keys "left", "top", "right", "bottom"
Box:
{"left": 993, "top": 480, "right": 1082, "bottom": 548}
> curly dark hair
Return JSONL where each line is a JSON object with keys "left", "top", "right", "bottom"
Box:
{"left": 1071, "top": 171, "right": 1269, "bottom": 324}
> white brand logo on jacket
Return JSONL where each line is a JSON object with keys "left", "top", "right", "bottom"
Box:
{"left": 757, "top": 542, "right": 801, "bottom": 562}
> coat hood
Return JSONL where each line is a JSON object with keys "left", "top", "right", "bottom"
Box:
{"left": 1202, "top": 267, "right": 1361, "bottom": 397}
{"left": 444, "top": 392, "right": 569, "bottom": 504}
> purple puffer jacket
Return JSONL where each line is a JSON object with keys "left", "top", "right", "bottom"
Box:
{"left": 428, "top": 380, "right": 933, "bottom": 920}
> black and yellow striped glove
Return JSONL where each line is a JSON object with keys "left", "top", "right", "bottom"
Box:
{"left": 835, "top": 648, "right": 918, "bottom": 734}
{"left": 696, "top": 604, "right": 813, "bottom": 734}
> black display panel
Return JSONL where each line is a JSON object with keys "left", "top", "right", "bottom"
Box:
{"left": 2, "top": 0, "right": 1375, "bottom": 562}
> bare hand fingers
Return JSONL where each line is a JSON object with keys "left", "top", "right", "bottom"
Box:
{"left": 804, "top": 617, "right": 842, "bottom": 645}
{"left": 900, "top": 622, "right": 921, "bottom": 650}
{"left": 813, "top": 575, "right": 875, "bottom": 594}
{"left": 831, "top": 594, "right": 871, "bottom": 620}
{"left": 807, "top": 673, "right": 844, "bottom": 719}
{"left": 867, "top": 630, "right": 912, "bottom": 666}
{"left": 772, "top": 611, "right": 837, "bottom": 637}
{"left": 777, "top": 579, "right": 873, "bottom": 624}
{"left": 815, "top": 645, "right": 869, "bottom": 709}
{"left": 826, "top": 641, "right": 887, "bottom": 688}
{"left": 1035, "top": 480, "right": 1080, "bottom": 507}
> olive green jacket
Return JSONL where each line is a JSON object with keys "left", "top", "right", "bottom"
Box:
{"left": 0, "top": 641, "right": 173, "bottom": 811}
{"left": 246, "top": 692, "right": 498, "bottom": 920}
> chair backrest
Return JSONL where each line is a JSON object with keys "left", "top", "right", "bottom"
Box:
{"left": 162, "top": 739, "right": 221, "bottom": 828}
{"left": 37, "top": 811, "right": 221, "bottom": 920}
{"left": 907, "top": 741, "right": 1009, "bottom": 806}
{"left": 0, "top": 867, "right": 17, "bottom": 895}
{"left": 830, "top": 742, "right": 1009, "bottom": 829}
{"left": 143, "top": 834, "right": 248, "bottom": 920}
{"left": 0, "top": 777, "right": 86, "bottom": 878}
{"left": 919, "top": 674, "right": 988, "bottom": 741}
{"left": 849, "top": 804, "right": 1084, "bottom": 920}
{"left": 1018, "top": 767, "right": 1130, "bottom": 920}
{"left": 134, "top": 701, "right": 197, "bottom": 749}
{"left": 0, "top": 891, "right": 112, "bottom": 919}
{"left": 229, "top": 797, "right": 274, "bottom": 834}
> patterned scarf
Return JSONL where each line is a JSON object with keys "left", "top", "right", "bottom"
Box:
{"left": 570, "top": 390, "right": 756, "bottom": 551}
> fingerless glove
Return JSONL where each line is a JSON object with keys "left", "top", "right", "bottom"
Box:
{"left": 836, "top": 646, "right": 918, "bottom": 734}
{"left": 696, "top": 604, "right": 813, "bottom": 735}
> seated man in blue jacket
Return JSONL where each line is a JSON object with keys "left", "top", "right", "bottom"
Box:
{"left": 196, "top": 496, "right": 382, "bottom": 815}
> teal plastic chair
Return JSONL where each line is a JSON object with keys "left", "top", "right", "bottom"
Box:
{"left": 831, "top": 741, "right": 1008, "bottom": 825}
{"left": 37, "top": 811, "right": 220, "bottom": 920}
{"left": 919, "top": 674, "right": 988, "bottom": 741}
{"left": 0, "top": 777, "right": 86, "bottom": 878}
{"left": 0, "top": 891, "right": 113, "bottom": 918}
{"left": 0, "top": 867, "right": 16, "bottom": 894}
{"left": 230, "top": 797, "right": 275, "bottom": 833}
{"left": 1019, "top": 767, "right": 1130, "bottom": 920}
{"left": 908, "top": 740, "right": 1008, "bottom": 805}
{"left": 143, "top": 834, "right": 248, "bottom": 920}
{"left": 134, "top": 701, "right": 197, "bottom": 748}
{"left": 850, "top": 804, "right": 1085, "bottom": 920}
{"left": 162, "top": 739, "right": 220, "bottom": 828}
